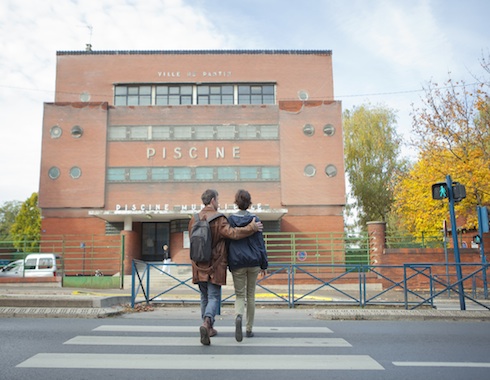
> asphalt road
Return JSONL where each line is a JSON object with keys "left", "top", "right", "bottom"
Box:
{"left": 1, "top": 306, "right": 490, "bottom": 380}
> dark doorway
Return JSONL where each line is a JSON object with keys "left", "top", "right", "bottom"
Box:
{"left": 142, "top": 222, "right": 170, "bottom": 261}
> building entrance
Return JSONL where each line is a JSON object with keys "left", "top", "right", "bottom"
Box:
{"left": 142, "top": 222, "right": 170, "bottom": 262}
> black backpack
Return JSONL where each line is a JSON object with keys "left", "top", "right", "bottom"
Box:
{"left": 190, "top": 213, "right": 223, "bottom": 263}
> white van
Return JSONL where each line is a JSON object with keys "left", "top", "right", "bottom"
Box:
{"left": 0, "top": 253, "right": 59, "bottom": 277}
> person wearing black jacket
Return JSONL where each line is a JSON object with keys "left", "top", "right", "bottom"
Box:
{"left": 228, "top": 189, "right": 268, "bottom": 342}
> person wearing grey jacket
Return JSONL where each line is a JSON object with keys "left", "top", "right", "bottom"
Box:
{"left": 228, "top": 189, "right": 268, "bottom": 342}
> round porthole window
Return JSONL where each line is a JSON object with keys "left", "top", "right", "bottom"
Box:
{"left": 303, "top": 124, "right": 315, "bottom": 136}
{"left": 304, "top": 164, "right": 316, "bottom": 177}
{"left": 70, "top": 166, "right": 82, "bottom": 179}
{"left": 298, "top": 90, "right": 309, "bottom": 101}
{"left": 50, "top": 126, "right": 62, "bottom": 139}
{"left": 325, "top": 164, "right": 338, "bottom": 177}
{"left": 323, "top": 124, "right": 335, "bottom": 136}
{"left": 48, "top": 167, "right": 60, "bottom": 180}
{"left": 71, "top": 125, "right": 83, "bottom": 138}
{"left": 80, "top": 92, "right": 91, "bottom": 102}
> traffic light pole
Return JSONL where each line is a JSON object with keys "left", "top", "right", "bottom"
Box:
{"left": 446, "top": 175, "right": 466, "bottom": 310}
{"left": 477, "top": 206, "right": 488, "bottom": 299}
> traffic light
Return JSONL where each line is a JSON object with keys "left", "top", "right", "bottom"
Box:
{"left": 431, "top": 182, "right": 466, "bottom": 202}
{"left": 431, "top": 182, "right": 448, "bottom": 200}
{"left": 453, "top": 183, "right": 466, "bottom": 202}
{"left": 480, "top": 206, "right": 489, "bottom": 233}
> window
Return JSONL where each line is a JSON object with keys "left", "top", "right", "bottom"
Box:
{"left": 238, "top": 85, "right": 275, "bottom": 104}
{"left": 218, "top": 167, "right": 236, "bottom": 180}
{"left": 48, "top": 167, "right": 60, "bottom": 180}
{"left": 197, "top": 85, "right": 234, "bottom": 105}
{"left": 107, "top": 168, "right": 126, "bottom": 181}
{"left": 107, "top": 166, "right": 280, "bottom": 182}
{"left": 115, "top": 83, "right": 275, "bottom": 106}
{"left": 151, "top": 168, "right": 169, "bottom": 181}
{"left": 174, "top": 167, "right": 192, "bottom": 180}
{"left": 238, "top": 125, "right": 258, "bottom": 139}
{"left": 156, "top": 85, "right": 192, "bottom": 105}
{"left": 50, "top": 126, "right": 62, "bottom": 139}
{"left": 262, "top": 167, "right": 280, "bottom": 180}
{"left": 129, "top": 168, "right": 147, "bottom": 181}
{"left": 240, "top": 167, "right": 258, "bottom": 180}
{"left": 115, "top": 85, "right": 151, "bottom": 106}
{"left": 70, "top": 166, "right": 82, "bottom": 179}
{"left": 194, "top": 126, "right": 215, "bottom": 140}
{"left": 196, "top": 167, "right": 214, "bottom": 180}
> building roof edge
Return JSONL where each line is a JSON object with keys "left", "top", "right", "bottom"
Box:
{"left": 57, "top": 49, "right": 332, "bottom": 56}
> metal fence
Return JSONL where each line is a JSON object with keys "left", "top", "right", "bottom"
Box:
{"left": 0, "top": 236, "right": 124, "bottom": 288}
{"left": 131, "top": 260, "right": 489, "bottom": 310}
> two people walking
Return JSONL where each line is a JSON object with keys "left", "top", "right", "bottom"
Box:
{"left": 188, "top": 189, "right": 268, "bottom": 345}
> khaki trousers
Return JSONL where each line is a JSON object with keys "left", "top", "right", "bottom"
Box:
{"left": 231, "top": 266, "right": 261, "bottom": 332}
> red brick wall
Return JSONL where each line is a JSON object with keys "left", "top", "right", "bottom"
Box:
{"left": 39, "top": 103, "right": 108, "bottom": 208}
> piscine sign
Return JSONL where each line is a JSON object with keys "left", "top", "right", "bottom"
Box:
{"left": 147, "top": 146, "right": 240, "bottom": 160}
{"left": 114, "top": 203, "right": 266, "bottom": 212}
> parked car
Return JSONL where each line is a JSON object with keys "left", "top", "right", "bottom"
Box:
{"left": 0, "top": 253, "right": 59, "bottom": 277}
{"left": 0, "top": 259, "right": 24, "bottom": 277}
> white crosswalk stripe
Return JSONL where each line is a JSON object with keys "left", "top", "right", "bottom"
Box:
{"left": 16, "top": 322, "right": 384, "bottom": 371}
{"left": 93, "top": 325, "right": 334, "bottom": 333}
{"left": 65, "top": 335, "right": 351, "bottom": 347}
{"left": 18, "top": 353, "right": 384, "bottom": 370}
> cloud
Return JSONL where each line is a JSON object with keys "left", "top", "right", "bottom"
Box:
{"left": 0, "top": 0, "right": 488, "bottom": 203}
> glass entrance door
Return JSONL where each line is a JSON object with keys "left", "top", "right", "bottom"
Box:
{"left": 142, "top": 222, "right": 170, "bottom": 261}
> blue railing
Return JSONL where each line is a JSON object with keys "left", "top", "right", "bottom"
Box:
{"left": 131, "top": 260, "right": 489, "bottom": 310}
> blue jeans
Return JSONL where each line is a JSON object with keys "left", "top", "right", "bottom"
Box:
{"left": 198, "top": 282, "right": 221, "bottom": 324}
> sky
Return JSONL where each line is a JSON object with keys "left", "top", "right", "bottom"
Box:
{"left": 0, "top": 0, "right": 488, "bottom": 205}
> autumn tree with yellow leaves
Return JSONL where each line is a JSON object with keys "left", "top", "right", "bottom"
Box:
{"left": 394, "top": 57, "right": 490, "bottom": 235}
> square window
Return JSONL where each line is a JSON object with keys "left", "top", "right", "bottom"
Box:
{"left": 109, "top": 127, "right": 127, "bottom": 140}
{"left": 115, "top": 86, "right": 128, "bottom": 95}
{"left": 174, "top": 167, "right": 192, "bottom": 180}
{"left": 108, "top": 168, "right": 126, "bottom": 181}
{"left": 151, "top": 168, "right": 169, "bottom": 181}
{"left": 218, "top": 167, "right": 236, "bottom": 180}
{"left": 140, "top": 86, "right": 151, "bottom": 95}
{"left": 240, "top": 167, "right": 257, "bottom": 179}
{"left": 262, "top": 167, "right": 279, "bottom": 180}
{"left": 129, "top": 168, "right": 147, "bottom": 181}
{"left": 196, "top": 167, "right": 214, "bottom": 180}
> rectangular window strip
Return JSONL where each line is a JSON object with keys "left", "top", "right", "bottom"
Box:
{"left": 108, "top": 124, "right": 279, "bottom": 141}
{"left": 107, "top": 166, "right": 279, "bottom": 182}
{"left": 114, "top": 83, "right": 275, "bottom": 106}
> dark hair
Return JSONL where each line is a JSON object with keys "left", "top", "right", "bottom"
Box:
{"left": 201, "top": 189, "right": 218, "bottom": 205}
{"left": 235, "top": 189, "right": 251, "bottom": 210}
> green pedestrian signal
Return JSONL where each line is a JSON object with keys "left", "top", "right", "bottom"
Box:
{"left": 432, "top": 183, "right": 448, "bottom": 200}
{"left": 431, "top": 182, "right": 466, "bottom": 202}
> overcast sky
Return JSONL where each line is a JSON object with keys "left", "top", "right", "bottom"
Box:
{"left": 0, "top": 0, "right": 488, "bottom": 205}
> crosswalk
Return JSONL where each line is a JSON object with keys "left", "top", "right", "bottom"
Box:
{"left": 17, "top": 323, "right": 384, "bottom": 371}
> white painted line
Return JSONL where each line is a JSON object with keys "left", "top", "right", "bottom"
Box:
{"left": 18, "top": 354, "right": 384, "bottom": 370}
{"left": 65, "top": 335, "right": 351, "bottom": 347}
{"left": 393, "top": 361, "right": 490, "bottom": 368}
{"left": 93, "top": 325, "right": 333, "bottom": 333}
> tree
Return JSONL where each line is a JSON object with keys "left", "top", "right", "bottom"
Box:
{"left": 394, "top": 68, "right": 490, "bottom": 234}
{"left": 343, "top": 104, "right": 408, "bottom": 230}
{"left": 10, "top": 193, "right": 41, "bottom": 252}
{"left": 0, "top": 200, "right": 22, "bottom": 240}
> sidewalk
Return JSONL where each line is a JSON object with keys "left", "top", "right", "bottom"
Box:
{"left": 1, "top": 284, "right": 489, "bottom": 320}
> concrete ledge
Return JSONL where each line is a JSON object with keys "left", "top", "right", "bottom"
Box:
{"left": 0, "top": 306, "right": 125, "bottom": 318}
{"left": 315, "top": 309, "right": 490, "bottom": 321}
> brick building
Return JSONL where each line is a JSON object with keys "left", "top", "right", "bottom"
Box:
{"left": 38, "top": 50, "right": 345, "bottom": 269}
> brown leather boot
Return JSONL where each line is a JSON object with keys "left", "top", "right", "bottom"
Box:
{"left": 209, "top": 321, "right": 218, "bottom": 337}
{"left": 200, "top": 317, "right": 211, "bottom": 345}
